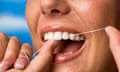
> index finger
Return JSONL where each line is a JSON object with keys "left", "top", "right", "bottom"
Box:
{"left": 105, "top": 26, "right": 120, "bottom": 71}
{"left": 25, "top": 40, "right": 59, "bottom": 72}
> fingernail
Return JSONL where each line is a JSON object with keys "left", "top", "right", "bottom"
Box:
{"left": 14, "top": 52, "right": 30, "bottom": 69}
{"left": 105, "top": 26, "right": 116, "bottom": 37}
{"left": 0, "top": 61, "right": 10, "bottom": 72}
{"left": 14, "top": 57, "right": 28, "bottom": 69}
{"left": 105, "top": 26, "right": 120, "bottom": 36}
{"left": 14, "top": 58, "right": 25, "bottom": 69}
{"left": 105, "top": 26, "right": 111, "bottom": 32}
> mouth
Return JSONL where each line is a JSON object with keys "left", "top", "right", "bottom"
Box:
{"left": 40, "top": 26, "right": 87, "bottom": 63}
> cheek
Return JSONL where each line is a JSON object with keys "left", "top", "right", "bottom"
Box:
{"left": 26, "top": 0, "right": 40, "bottom": 34}
{"left": 83, "top": 3, "right": 108, "bottom": 28}
{"left": 70, "top": 0, "right": 115, "bottom": 29}
{"left": 26, "top": 1, "right": 43, "bottom": 49}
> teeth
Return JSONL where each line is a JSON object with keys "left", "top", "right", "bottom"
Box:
{"left": 62, "top": 32, "right": 69, "bottom": 40}
{"left": 43, "top": 31, "right": 85, "bottom": 41}
{"left": 47, "top": 32, "right": 54, "bottom": 40}
{"left": 79, "top": 36, "right": 85, "bottom": 41}
{"left": 75, "top": 35, "right": 81, "bottom": 41}
{"left": 54, "top": 32, "right": 62, "bottom": 40}
{"left": 69, "top": 33, "right": 75, "bottom": 40}
{"left": 44, "top": 33, "right": 48, "bottom": 40}
{"left": 63, "top": 52, "right": 73, "bottom": 55}
{"left": 53, "top": 52, "right": 73, "bottom": 55}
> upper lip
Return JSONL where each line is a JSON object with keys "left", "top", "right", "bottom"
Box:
{"left": 40, "top": 25, "right": 82, "bottom": 38}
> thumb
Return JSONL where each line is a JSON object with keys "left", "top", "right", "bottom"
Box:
{"left": 25, "top": 40, "right": 59, "bottom": 72}
{"left": 105, "top": 26, "right": 120, "bottom": 71}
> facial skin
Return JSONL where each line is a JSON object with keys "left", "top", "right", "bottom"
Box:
{"left": 26, "top": 0, "right": 117, "bottom": 72}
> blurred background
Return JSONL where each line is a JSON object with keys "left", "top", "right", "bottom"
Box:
{"left": 0, "top": 0, "right": 32, "bottom": 46}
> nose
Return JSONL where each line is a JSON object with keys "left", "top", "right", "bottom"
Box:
{"left": 40, "top": 0, "right": 70, "bottom": 16}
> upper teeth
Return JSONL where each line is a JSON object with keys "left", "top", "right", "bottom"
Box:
{"left": 44, "top": 31, "right": 85, "bottom": 41}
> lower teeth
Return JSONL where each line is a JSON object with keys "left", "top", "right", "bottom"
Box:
{"left": 53, "top": 52, "right": 73, "bottom": 55}
{"left": 63, "top": 52, "right": 73, "bottom": 55}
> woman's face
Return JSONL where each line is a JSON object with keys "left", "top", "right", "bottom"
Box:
{"left": 26, "top": 0, "right": 117, "bottom": 72}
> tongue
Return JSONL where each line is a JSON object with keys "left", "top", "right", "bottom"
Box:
{"left": 54, "top": 40, "right": 84, "bottom": 54}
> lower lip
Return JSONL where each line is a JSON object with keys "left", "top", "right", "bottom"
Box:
{"left": 53, "top": 40, "right": 87, "bottom": 63}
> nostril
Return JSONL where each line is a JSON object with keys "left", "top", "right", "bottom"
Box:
{"left": 51, "top": 9, "right": 60, "bottom": 15}
{"left": 42, "top": 9, "right": 61, "bottom": 15}
{"left": 40, "top": 0, "right": 70, "bottom": 16}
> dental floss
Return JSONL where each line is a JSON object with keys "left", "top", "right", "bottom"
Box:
{"left": 32, "top": 48, "right": 41, "bottom": 57}
{"left": 74, "top": 27, "right": 105, "bottom": 36}
{"left": 23, "top": 52, "right": 30, "bottom": 62}
{"left": 32, "top": 27, "right": 105, "bottom": 57}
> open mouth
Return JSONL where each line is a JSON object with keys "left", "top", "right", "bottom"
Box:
{"left": 40, "top": 27, "right": 86, "bottom": 63}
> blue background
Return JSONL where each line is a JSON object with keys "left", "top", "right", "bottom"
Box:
{"left": 0, "top": 0, "right": 32, "bottom": 46}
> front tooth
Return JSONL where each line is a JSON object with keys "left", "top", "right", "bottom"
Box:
{"left": 47, "top": 32, "right": 54, "bottom": 40}
{"left": 69, "top": 33, "right": 75, "bottom": 40}
{"left": 54, "top": 32, "right": 62, "bottom": 40}
{"left": 62, "top": 32, "right": 69, "bottom": 40}
{"left": 44, "top": 33, "right": 48, "bottom": 40}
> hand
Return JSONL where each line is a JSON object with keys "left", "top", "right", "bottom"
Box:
{"left": 0, "top": 33, "right": 32, "bottom": 71}
{"left": 105, "top": 26, "right": 120, "bottom": 71}
{"left": 6, "top": 40, "right": 58, "bottom": 72}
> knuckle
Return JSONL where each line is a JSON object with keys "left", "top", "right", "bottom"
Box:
{"left": 0, "top": 33, "right": 9, "bottom": 60}
{"left": 8, "top": 39, "right": 19, "bottom": 46}
{"left": 21, "top": 43, "right": 32, "bottom": 57}
{"left": 5, "top": 37, "right": 21, "bottom": 57}
{"left": 9, "top": 37, "right": 21, "bottom": 47}
{"left": 0, "top": 32, "right": 9, "bottom": 41}
{"left": 10, "top": 36, "right": 20, "bottom": 43}
{"left": 22, "top": 43, "right": 32, "bottom": 50}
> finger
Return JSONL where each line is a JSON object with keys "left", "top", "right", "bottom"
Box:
{"left": 25, "top": 40, "right": 59, "bottom": 72}
{"left": 14, "top": 43, "right": 32, "bottom": 69}
{"left": 105, "top": 26, "right": 120, "bottom": 70}
{"left": 0, "top": 37, "right": 21, "bottom": 71}
{"left": 0, "top": 33, "right": 9, "bottom": 61}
